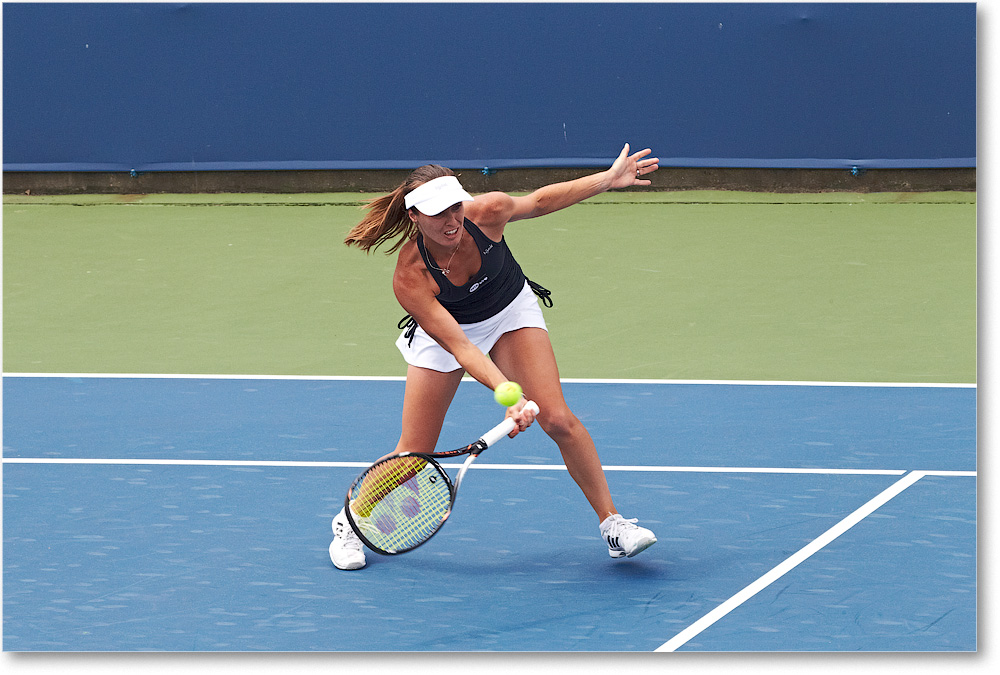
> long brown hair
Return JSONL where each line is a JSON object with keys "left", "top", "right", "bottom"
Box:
{"left": 344, "top": 165, "right": 456, "bottom": 253}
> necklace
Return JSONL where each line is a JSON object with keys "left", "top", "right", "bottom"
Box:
{"left": 426, "top": 228, "right": 463, "bottom": 276}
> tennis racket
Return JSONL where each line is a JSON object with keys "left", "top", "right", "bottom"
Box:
{"left": 344, "top": 401, "right": 540, "bottom": 555}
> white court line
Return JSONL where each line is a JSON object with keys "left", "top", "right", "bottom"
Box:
{"left": 3, "top": 458, "right": 972, "bottom": 651}
{"left": 0, "top": 458, "right": 374, "bottom": 468}
{"left": 1, "top": 372, "right": 408, "bottom": 381}
{"left": 918, "top": 470, "right": 977, "bottom": 477}
{"left": 465, "top": 464, "right": 908, "bottom": 476}
{"left": 0, "top": 457, "right": 976, "bottom": 479}
{"left": 0, "top": 457, "right": 903, "bottom": 474}
{"left": 563, "top": 378, "right": 977, "bottom": 389}
{"left": 655, "top": 470, "right": 931, "bottom": 652}
{"left": 0, "top": 372, "right": 977, "bottom": 388}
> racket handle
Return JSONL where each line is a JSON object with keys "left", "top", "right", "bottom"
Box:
{"left": 480, "top": 400, "right": 540, "bottom": 447}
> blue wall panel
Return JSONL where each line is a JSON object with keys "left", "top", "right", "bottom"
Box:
{"left": 2, "top": 3, "right": 976, "bottom": 171}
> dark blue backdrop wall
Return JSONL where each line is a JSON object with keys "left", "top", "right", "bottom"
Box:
{"left": 2, "top": 2, "right": 976, "bottom": 172}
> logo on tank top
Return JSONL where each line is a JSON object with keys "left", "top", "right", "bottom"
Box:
{"left": 482, "top": 244, "right": 494, "bottom": 255}
{"left": 469, "top": 276, "right": 489, "bottom": 293}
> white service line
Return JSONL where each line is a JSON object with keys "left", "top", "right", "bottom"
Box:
{"left": 463, "top": 464, "right": 907, "bottom": 476}
{"left": 0, "top": 457, "right": 374, "bottom": 468}
{"left": 1, "top": 457, "right": 976, "bottom": 478}
{"left": 0, "top": 372, "right": 408, "bottom": 381}
{"left": 655, "top": 470, "right": 930, "bottom": 652}
{"left": 0, "top": 457, "right": 922, "bottom": 476}
{"left": 2, "top": 457, "right": 975, "bottom": 481}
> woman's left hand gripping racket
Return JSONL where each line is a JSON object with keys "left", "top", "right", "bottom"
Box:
{"left": 344, "top": 401, "right": 540, "bottom": 555}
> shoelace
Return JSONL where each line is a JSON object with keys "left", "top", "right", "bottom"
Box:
{"left": 603, "top": 515, "right": 640, "bottom": 538}
{"left": 335, "top": 520, "right": 364, "bottom": 551}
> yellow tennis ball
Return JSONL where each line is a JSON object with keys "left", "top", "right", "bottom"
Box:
{"left": 494, "top": 381, "right": 523, "bottom": 407}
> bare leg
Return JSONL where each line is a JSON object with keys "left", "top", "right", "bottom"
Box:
{"left": 349, "top": 366, "right": 463, "bottom": 518}
{"left": 490, "top": 328, "right": 617, "bottom": 523}
{"left": 394, "top": 365, "right": 466, "bottom": 455}
{"left": 332, "top": 365, "right": 465, "bottom": 570}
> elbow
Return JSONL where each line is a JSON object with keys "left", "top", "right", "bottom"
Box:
{"left": 531, "top": 194, "right": 553, "bottom": 218}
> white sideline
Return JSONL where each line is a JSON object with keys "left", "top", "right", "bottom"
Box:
{"left": 655, "top": 470, "right": 937, "bottom": 652}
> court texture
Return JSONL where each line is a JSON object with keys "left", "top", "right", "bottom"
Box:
{"left": 2, "top": 191, "right": 976, "bottom": 652}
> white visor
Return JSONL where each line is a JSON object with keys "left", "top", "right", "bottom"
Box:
{"left": 403, "top": 175, "right": 474, "bottom": 215}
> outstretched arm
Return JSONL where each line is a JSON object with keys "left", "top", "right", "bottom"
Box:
{"left": 469, "top": 143, "right": 659, "bottom": 228}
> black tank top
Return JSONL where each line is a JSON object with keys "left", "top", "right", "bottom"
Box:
{"left": 416, "top": 219, "right": 526, "bottom": 324}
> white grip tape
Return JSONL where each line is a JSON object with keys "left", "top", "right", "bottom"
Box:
{"left": 480, "top": 401, "right": 540, "bottom": 447}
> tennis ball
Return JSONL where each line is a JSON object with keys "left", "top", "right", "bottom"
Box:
{"left": 494, "top": 381, "right": 523, "bottom": 407}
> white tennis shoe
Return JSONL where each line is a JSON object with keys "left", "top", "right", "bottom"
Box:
{"left": 330, "top": 507, "right": 366, "bottom": 570}
{"left": 600, "top": 513, "right": 657, "bottom": 558}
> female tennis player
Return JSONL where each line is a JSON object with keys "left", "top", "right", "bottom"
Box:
{"left": 331, "top": 143, "right": 660, "bottom": 570}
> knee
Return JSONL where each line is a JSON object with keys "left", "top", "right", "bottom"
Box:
{"left": 539, "top": 407, "right": 584, "bottom": 442}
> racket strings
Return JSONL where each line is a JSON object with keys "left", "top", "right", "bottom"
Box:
{"left": 348, "top": 456, "right": 452, "bottom": 553}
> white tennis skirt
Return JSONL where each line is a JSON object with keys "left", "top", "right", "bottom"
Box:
{"left": 395, "top": 281, "right": 548, "bottom": 373}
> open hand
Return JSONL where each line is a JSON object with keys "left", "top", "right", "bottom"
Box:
{"left": 606, "top": 143, "right": 659, "bottom": 189}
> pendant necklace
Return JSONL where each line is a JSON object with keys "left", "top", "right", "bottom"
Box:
{"left": 427, "top": 229, "right": 463, "bottom": 276}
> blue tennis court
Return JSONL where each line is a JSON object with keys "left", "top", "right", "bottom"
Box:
{"left": 2, "top": 375, "right": 976, "bottom": 651}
